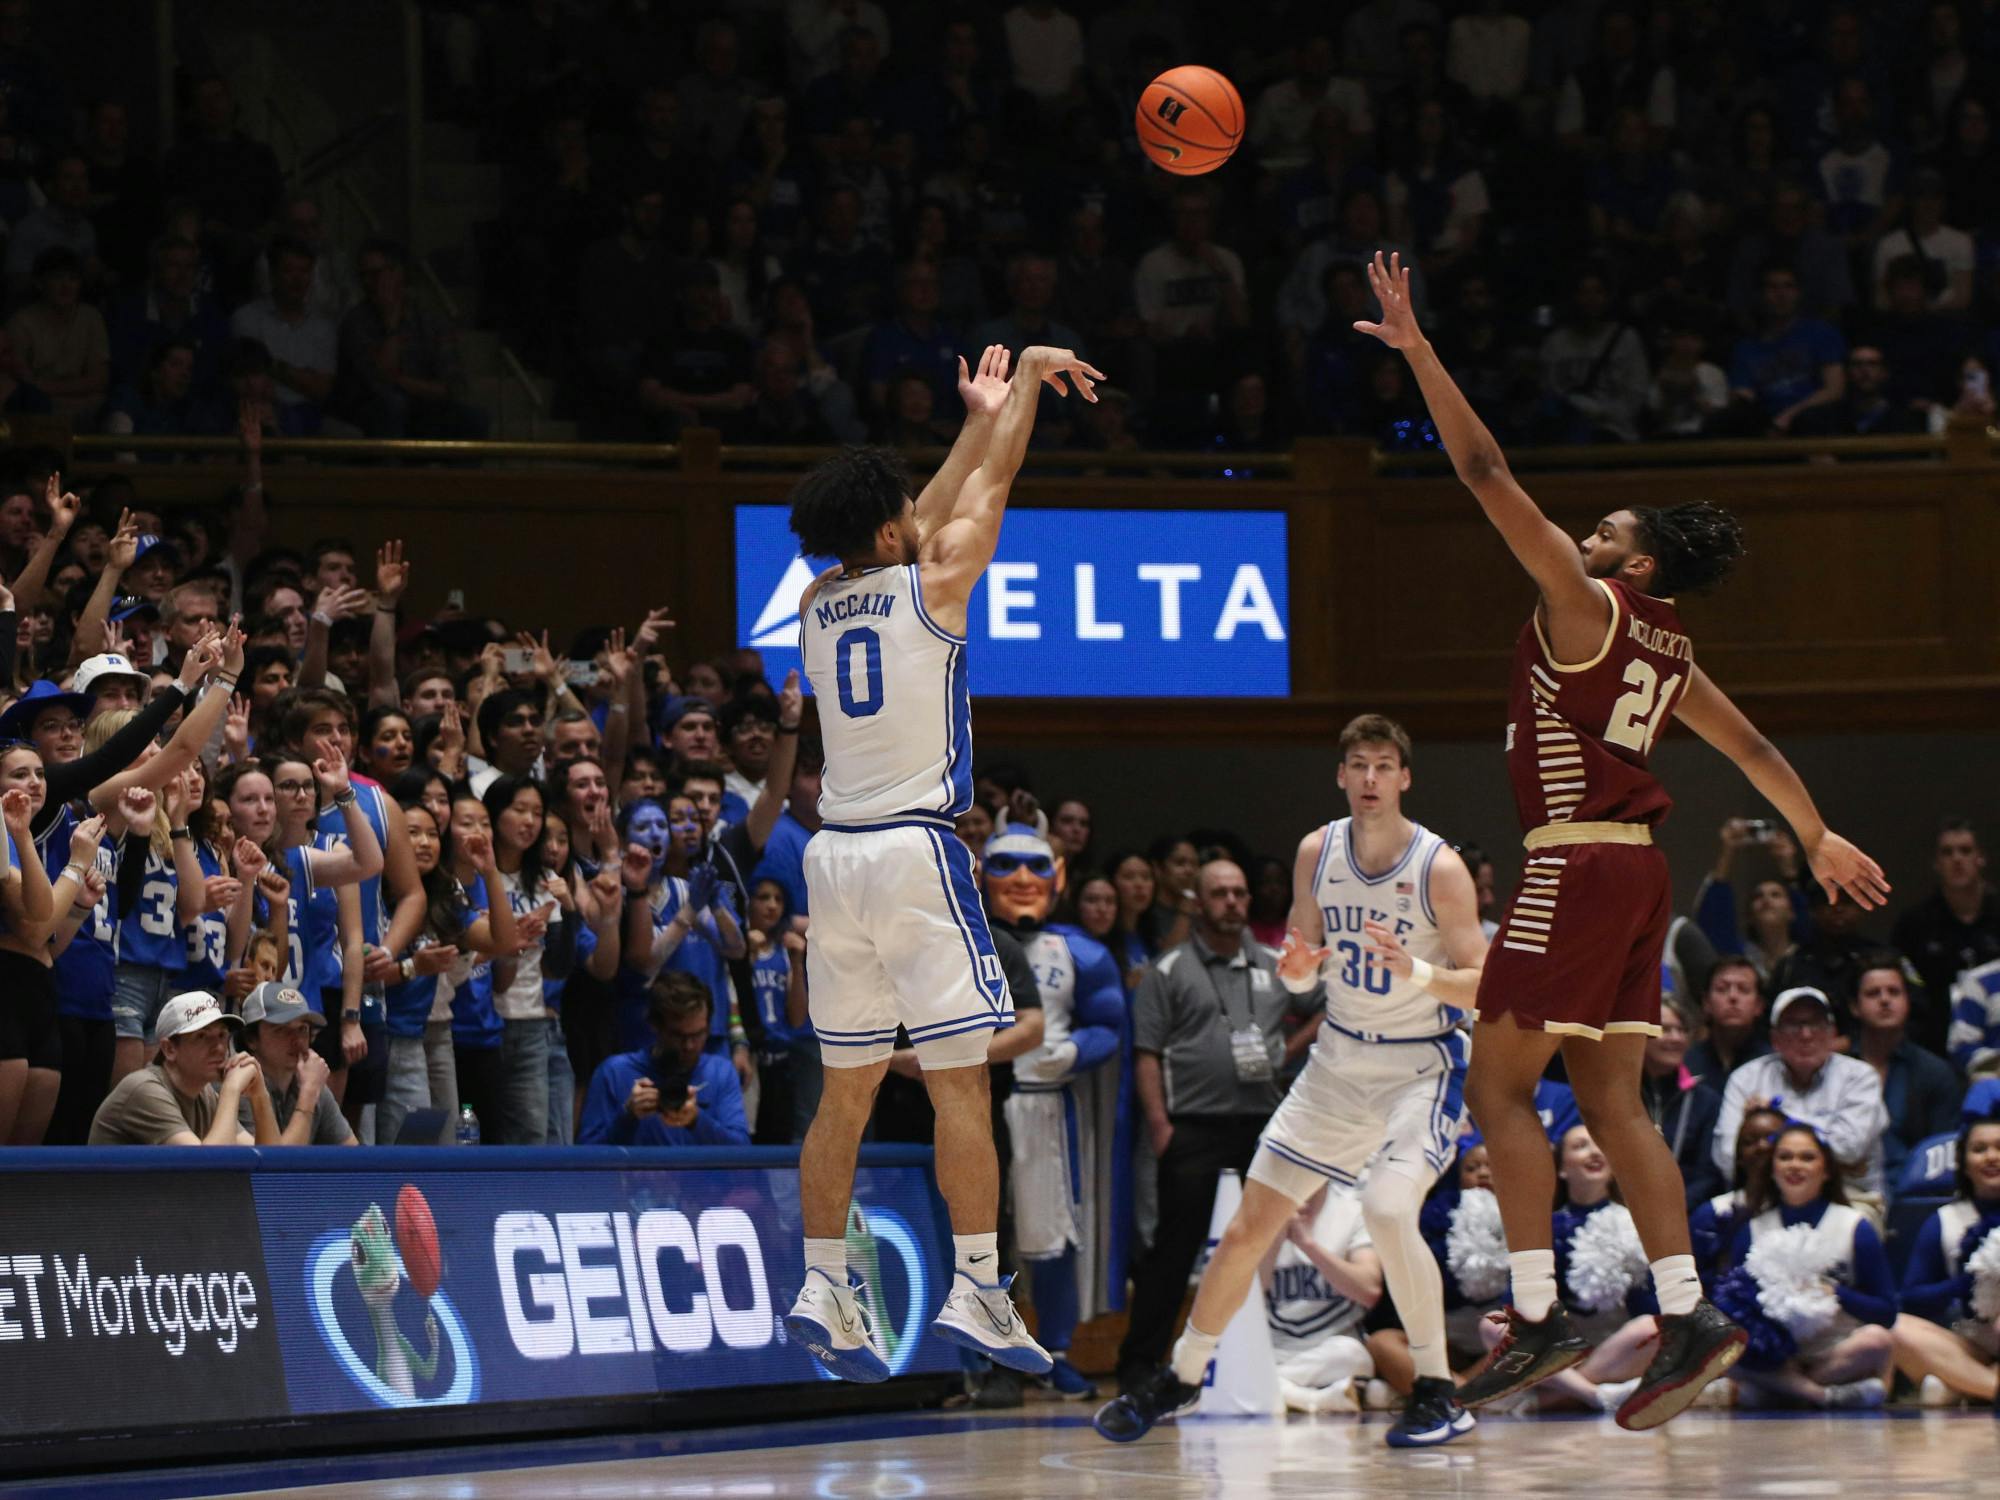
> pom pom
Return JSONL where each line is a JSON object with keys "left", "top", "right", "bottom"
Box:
{"left": 1714, "top": 1266, "right": 1797, "bottom": 1370}
{"left": 1566, "top": 1204, "right": 1647, "bottom": 1313}
{"left": 1446, "top": 1187, "right": 1510, "bottom": 1303}
{"left": 1744, "top": 1222, "right": 1842, "bottom": 1341}
{"left": 1967, "top": 1224, "right": 2000, "bottom": 1324}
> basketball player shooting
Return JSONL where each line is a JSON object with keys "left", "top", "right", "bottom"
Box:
{"left": 781, "top": 342, "right": 1104, "bottom": 1384}
{"left": 1354, "top": 252, "right": 1890, "bottom": 1430}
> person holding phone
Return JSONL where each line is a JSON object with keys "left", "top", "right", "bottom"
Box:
{"left": 576, "top": 969, "right": 749, "bottom": 1146}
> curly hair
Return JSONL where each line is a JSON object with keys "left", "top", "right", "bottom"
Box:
{"left": 1633, "top": 501, "right": 1746, "bottom": 597}
{"left": 787, "top": 445, "right": 912, "bottom": 561}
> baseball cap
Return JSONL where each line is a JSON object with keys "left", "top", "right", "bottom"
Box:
{"left": 240, "top": 982, "right": 323, "bottom": 1030}
{"left": 152, "top": 991, "right": 243, "bottom": 1050}
{"left": 1769, "top": 986, "right": 1833, "bottom": 1028}
{"left": 71, "top": 652, "right": 148, "bottom": 697}
{"left": 133, "top": 533, "right": 179, "bottom": 565}
{"left": 108, "top": 594, "right": 160, "bottom": 623}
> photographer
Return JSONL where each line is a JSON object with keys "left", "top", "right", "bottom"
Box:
{"left": 577, "top": 971, "right": 748, "bottom": 1146}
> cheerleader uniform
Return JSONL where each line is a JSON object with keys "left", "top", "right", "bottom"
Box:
{"left": 1898, "top": 1195, "right": 2000, "bottom": 1360}
{"left": 1727, "top": 1197, "right": 1896, "bottom": 1359}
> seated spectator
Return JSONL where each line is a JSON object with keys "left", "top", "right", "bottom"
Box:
{"left": 577, "top": 970, "right": 750, "bottom": 1145}
{"left": 1432, "top": 269, "right": 1525, "bottom": 436}
{"left": 1873, "top": 169, "right": 1975, "bottom": 311}
{"left": 106, "top": 233, "right": 232, "bottom": 396}
{"left": 577, "top": 185, "right": 676, "bottom": 423}
{"left": 1815, "top": 79, "right": 1902, "bottom": 257}
{"left": 1951, "top": 958, "right": 2000, "bottom": 1078}
{"left": 6, "top": 247, "right": 109, "bottom": 423}
{"left": 1646, "top": 319, "right": 1729, "bottom": 437}
{"left": 236, "top": 980, "right": 353, "bottom": 1145}
{"left": 1726, "top": 180, "right": 1855, "bottom": 327}
{"left": 1250, "top": 34, "right": 1375, "bottom": 177}
{"left": 608, "top": 85, "right": 708, "bottom": 211}
{"left": 819, "top": 114, "right": 897, "bottom": 245}
{"left": 159, "top": 74, "right": 283, "bottom": 295}
{"left": 5, "top": 150, "right": 102, "bottom": 297}
{"left": 87, "top": 992, "right": 274, "bottom": 1145}
{"left": 230, "top": 235, "right": 338, "bottom": 433}
{"left": 1344, "top": 0, "right": 1442, "bottom": 95}
{"left": 1445, "top": 1, "right": 1531, "bottom": 119}
{"left": 1934, "top": 96, "right": 2000, "bottom": 244}
{"left": 1770, "top": 886, "right": 1884, "bottom": 1017}
{"left": 1891, "top": 1107, "right": 2000, "bottom": 1405}
{"left": 730, "top": 95, "right": 815, "bottom": 256}
{"left": 1533, "top": 267, "right": 1649, "bottom": 442}
{"left": 0, "top": 325, "right": 54, "bottom": 415}
{"left": 252, "top": 192, "right": 361, "bottom": 324}
{"left": 1552, "top": 5, "right": 1676, "bottom": 153}
{"left": 1714, "top": 986, "right": 1890, "bottom": 1206}
{"left": 1691, "top": 1105, "right": 1787, "bottom": 1285}
{"left": 710, "top": 198, "right": 784, "bottom": 337}
{"left": 1851, "top": 955, "right": 1962, "bottom": 1184}
{"left": 863, "top": 259, "right": 960, "bottom": 418}
{"left": 1384, "top": 100, "right": 1486, "bottom": 276}
{"left": 103, "top": 338, "right": 227, "bottom": 439}
{"left": 1003, "top": 1, "right": 1085, "bottom": 115}
{"left": 1642, "top": 995, "right": 1725, "bottom": 1205}
{"left": 1275, "top": 105, "right": 1381, "bottom": 253}
{"left": 891, "top": 19, "right": 1003, "bottom": 170}
{"left": 1134, "top": 187, "right": 1249, "bottom": 427}
{"left": 677, "top": 18, "right": 756, "bottom": 169}
{"left": 635, "top": 270, "right": 756, "bottom": 439}
{"left": 906, "top": 198, "right": 987, "bottom": 332}
{"left": 1722, "top": 1122, "right": 1896, "bottom": 1408}
{"left": 339, "top": 239, "right": 487, "bottom": 440}
{"left": 1726, "top": 263, "right": 1846, "bottom": 433}
{"left": 1277, "top": 188, "right": 1420, "bottom": 362}
{"left": 969, "top": 253, "right": 1088, "bottom": 444}
{"left": 879, "top": 369, "right": 952, "bottom": 446}
{"left": 1894, "top": 820, "right": 2000, "bottom": 1037}
{"left": 1263, "top": 1181, "right": 1382, "bottom": 1414}
{"left": 742, "top": 339, "right": 865, "bottom": 444}
{"left": 1208, "top": 370, "right": 1289, "bottom": 460}
{"left": 1793, "top": 344, "right": 1931, "bottom": 436}
{"left": 1684, "top": 958, "right": 1772, "bottom": 1093}
{"left": 1864, "top": 255, "right": 1975, "bottom": 409}
{"left": 82, "top": 98, "right": 161, "bottom": 288}
{"left": 788, "top": 184, "right": 895, "bottom": 341}
{"left": 1374, "top": 21, "right": 1475, "bottom": 149}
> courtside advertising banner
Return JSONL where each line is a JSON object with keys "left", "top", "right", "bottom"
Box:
{"left": 254, "top": 1161, "right": 953, "bottom": 1414}
{"left": 0, "top": 1172, "right": 288, "bottom": 1434}
{"left": 736, "top": 505, "right": 1291, "bottom": 697}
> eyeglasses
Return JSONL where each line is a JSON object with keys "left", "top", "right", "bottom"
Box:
{"left": 37, "top": 717, "right": 81, "bottom": 735}
{"left": 1776, "top": 1017, "right": 1832, "bottom": 1034}
{"left": 274, "top": 779, "right": 316, "bottom": 796}
{"left": 985, "top": 853, "right": 1055, "bottom": 878}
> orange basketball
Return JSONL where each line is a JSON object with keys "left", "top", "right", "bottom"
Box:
{"left": 395, "top": 1182, "right": 442, "bottom": 1299}
{"left": 1135, "top": 65, "right": 1244, "bottom": 176}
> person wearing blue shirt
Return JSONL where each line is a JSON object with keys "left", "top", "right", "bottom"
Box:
{"left": 617, "top": 795, "right": 747, "bottom": 1055}
{"left": 1892, "top": 1109, "right": 2000, "bottom": 1407}
{"left": 578, "top": 970, "right": 750, "bottom": 1146}
{"left": 1727, "top": 264, "right": 1847, "bottom": 430}
{"left": 1725, "top": 1123, "right": 1897, "bottom": 1409}
{"left": 749, "top": 740, "right": 823, "bottom": 920}
{"left": 444, "top": 789, "right": 517, "bottom": 1141}
{"left": 745, "top": 875, "right": 817, "bottom": 1144}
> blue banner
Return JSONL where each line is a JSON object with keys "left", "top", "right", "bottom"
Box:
{"left": 253, "top": 1159, "right": 953, "bottom": 1414}
{"left": 736, "top": 505, "right": 1290, "bottom": 697}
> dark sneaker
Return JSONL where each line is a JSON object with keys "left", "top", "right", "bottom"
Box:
{"left": 1385, "top": 1376, "right": 1477, "bottom": 1448}
{"left": 1455, "top": 1304, "right": 1593, "bottom": 1409}
{"left": 1042, "top": 1357, "right": 1100, "bottom": 1401}
{"left": 1616, "top": 1300, "right": 1747, "bottom": 1431}
{"left": 1092, "top": 1364, "right": 1199, "bottom": 1442}
{"left": 969, "top": 1365, "right": 1025, "bottom": 1409}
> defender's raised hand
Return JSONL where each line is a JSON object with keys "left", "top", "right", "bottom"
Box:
{"left": 1353, "top": 251, "right": 1421, "bottom": 350}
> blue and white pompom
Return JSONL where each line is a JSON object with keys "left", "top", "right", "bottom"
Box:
{"left": 1744, "top": 1223, "right": 1841, "bottom": 1341}
{"left": 1968, "top": 1226, "right": 2000, "bottom": 1324}
{"left": 1446, "top": 1188, "right": 1510, "bottom": 1304}
{"left": 1567, "top": 1204, "right": 1647, "bottom": 1313}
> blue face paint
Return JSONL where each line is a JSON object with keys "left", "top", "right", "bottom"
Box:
{"left": 628, "top": 804, "right": 670, "bottom": 879}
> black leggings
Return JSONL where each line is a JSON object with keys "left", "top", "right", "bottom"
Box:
{"left": 0, "top": 950, "right": 61, "bottom": 1070}
{"left": 454, "top": 1045, "right": 507, "bottom": 1144}
{"left": 48, "top": 1016, "right": 115, "bottom": 1144}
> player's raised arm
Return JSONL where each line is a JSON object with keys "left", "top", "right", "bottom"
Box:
{"left": 923, "top": 345, "right": 1104, "bottom": 599}
{"left": 1355, "top": 252, "right": 1607, "bottom": 633}
{"left": 912, "top": 345, "right": 1011, "bottom": 544}
{"left": 1673, "top": 665, "right": 1891, "bottom": 910}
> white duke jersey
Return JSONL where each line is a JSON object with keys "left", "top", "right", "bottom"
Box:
{"left": 802, "top": 563, "right": 972, "bottom": 829}
{"left": 1266, "top": 1183, "right": 1373, "bottom": 1355}
{"left": 1311, "top": 818, "right": 1458, "bottom": 1039}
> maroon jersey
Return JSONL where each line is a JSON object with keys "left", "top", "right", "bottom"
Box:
{"left": 1504, "top": 578, "right": 1693, "bottom": 832}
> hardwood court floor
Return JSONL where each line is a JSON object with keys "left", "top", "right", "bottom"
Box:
{"left": 165, "top": 1407, "right": 2000, "bottom": 1500}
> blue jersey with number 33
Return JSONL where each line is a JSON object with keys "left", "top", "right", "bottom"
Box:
{"left": 801, "top": 562, "right": 971, "bottom": 827}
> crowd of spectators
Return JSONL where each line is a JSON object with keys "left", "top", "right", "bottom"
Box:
{"left": 0, "top": 432, "right": 1989, "bottom": 1411}
{"left": 456, "top": 0, "right": 2000, "bottom": 449}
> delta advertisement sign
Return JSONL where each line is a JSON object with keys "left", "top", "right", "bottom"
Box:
{"left": 736, "top": 505, "right": 1291, "bottom": 697}
{"left": 0, "top": 1155, "right": 953, "bottom": 1443}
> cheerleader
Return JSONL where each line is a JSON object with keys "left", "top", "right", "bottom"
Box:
{"left": 1690, "top": 1105, "right": 1787, "bottom": 1288}
{"left": 1891, "top": 1109, "right": 2000, "bottom": 1406}
{"left": 1722, "top": 1123, "right": 1896, "bottom": 1408}
{"left": 1476, "top": 1125, "right": 1664, "bottom": 1412}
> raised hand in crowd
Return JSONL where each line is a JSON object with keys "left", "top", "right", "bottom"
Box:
{"left": 375, "top": 539, "right": 410, "bottom": 606}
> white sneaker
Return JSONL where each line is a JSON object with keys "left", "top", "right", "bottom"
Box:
{"left": 784, "top": 1267, "right": 889, "bottom": 1383}
{"left": 1595, "top": 1378, "right": 1640, "bottom": 1413}
{"left": 1362, "top": 1378, "right": 1398, "bottom": 1411}
{"left": 929, "top": 1272, "right": 1052, "bottom": 1375}
{"left": 1823, "top": 1377, "right": 1887, "bottom": 1410}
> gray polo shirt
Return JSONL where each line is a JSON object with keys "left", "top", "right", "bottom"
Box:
{"left": 1133, "top": 934, "right": 1298, "bottom": 1118}
{"left": 240, "top": 1070, "right": 354, "bottom": 1145}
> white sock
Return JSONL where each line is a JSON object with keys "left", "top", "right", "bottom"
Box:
{"left": 1171, "top": 1320, "right": 1221, "bottom": 1385}
{"left": 1509, "top": 1249, "right": 1558, "bottom": 1321}
{"left": 1650, "top": 1253, "right": 1702, "bottom": 1317}
{"left": 804, "top": 1237, "right": 846, "bottom": 1283}
{"left": 954, "top": 1232, "right": 999, "bottom": 1284}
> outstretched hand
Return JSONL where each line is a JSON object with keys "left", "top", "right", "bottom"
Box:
{"left": 957, "top": 343, "right": 1011, "bottom": 418}
{"left": 1020, "top": 346, "right": 1105, "bottom": 401}
{"left": 1805, "top": 831, "right": 1891, "bottom": 911}
{"left": 1352, "top": 251, "right": 1421, "bottom": 350}
{"left": 1277, "top": 927, "right": 1329, "bottom": 984}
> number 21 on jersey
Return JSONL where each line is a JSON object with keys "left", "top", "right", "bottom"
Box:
{"left": 1606, "top": 659, "right": 1682, "bottom": 755}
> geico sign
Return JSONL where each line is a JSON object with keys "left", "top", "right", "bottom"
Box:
{"left": 493, "top": 1209, "right": 772, "bottom": 1359}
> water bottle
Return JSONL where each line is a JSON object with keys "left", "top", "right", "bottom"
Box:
{"left": 455, "top": 1105, "right": 480, "bottom": 1147}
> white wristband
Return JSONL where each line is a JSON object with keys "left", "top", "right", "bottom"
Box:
{"left": 1280, "top": 965, "right": 1320, "bottom": 995}
{"left": 1408, "top": 957, "right": 1436, "bottom": 991}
